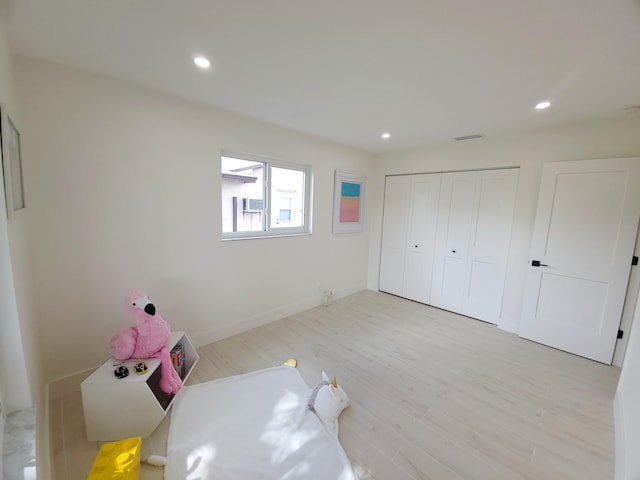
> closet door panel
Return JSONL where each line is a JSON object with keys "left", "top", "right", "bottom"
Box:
{"left": 465, "top": 260, "right": 497, "bottom": 317}
{"left": 379, "top": 176, "right": 411, "bottom": 296}
{"left": 430, "top": 172, "right": 477, "bottom": 312}
{"left": 403, "top": 174, "right": 441, "bottom": 303}
{"left": 461, "top": 170, "right": 518, "bottom": 321}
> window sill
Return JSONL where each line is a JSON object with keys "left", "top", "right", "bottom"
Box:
{"left": 221, "top": 231, "right": 312, "bottom": 241}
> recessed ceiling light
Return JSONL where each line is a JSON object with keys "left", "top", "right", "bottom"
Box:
{"left": 193, "top": 56, "right": 211, "bottom": 69}
{"left": 381, "top": 132, "right": 391, "bottom": 139}
{"left": 535, "top": 101, "right": 551, "bottom": 110}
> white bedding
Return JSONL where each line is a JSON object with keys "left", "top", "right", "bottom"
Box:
{"left": 165, "top": 366, "right": 358, "bottom": 480}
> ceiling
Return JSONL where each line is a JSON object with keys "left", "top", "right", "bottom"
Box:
{"left": 5, "top": 0, "right": 640, "bottom": 153}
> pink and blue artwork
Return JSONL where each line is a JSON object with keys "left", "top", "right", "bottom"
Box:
{"left": 339, "top": 181, "right": 361, "bottom": 223}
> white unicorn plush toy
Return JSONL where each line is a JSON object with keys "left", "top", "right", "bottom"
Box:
{"left": 307, "top": 371, "right": 351, "bottom": 436}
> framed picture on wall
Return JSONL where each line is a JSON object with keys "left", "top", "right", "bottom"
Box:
{"left": 332, "top": 170, "right": 366, "bottom": 233}
{"left": 1, "top": 106, "right": 25, "bottom": 218}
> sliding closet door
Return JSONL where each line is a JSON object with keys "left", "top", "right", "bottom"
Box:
{"left": 402, "top": 174, "right": 441, "bottom": 303}
{"left": 379, "top": 176, "right": 411, "bottom": 297}
{"left": 430, "top": 169, "right": 518, "bottom": 323}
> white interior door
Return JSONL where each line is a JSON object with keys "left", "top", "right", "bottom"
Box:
{"left": 519, "top": 158, "right": 640, "bottom": 364}
{"left": 402, "top": 174, "right": 441, "bottom": 303}
{"left": 379, "top": 176, "right": 411, "bottom": 296}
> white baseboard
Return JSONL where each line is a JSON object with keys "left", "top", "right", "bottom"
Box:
{"left": 614, "top": 390, "right": 626, "bottom": 480}
{"left": 190, "top": 286, "right": 364, "bottom": 348}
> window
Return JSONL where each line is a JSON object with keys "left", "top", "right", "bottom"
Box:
{"left": 221, "top": 152, "right": 312, "bottom": 239}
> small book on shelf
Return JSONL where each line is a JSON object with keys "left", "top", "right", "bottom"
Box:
{"left": 170, "top": 344, "right": 186, "bottom": 380}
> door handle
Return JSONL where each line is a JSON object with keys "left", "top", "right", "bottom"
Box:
{"left": 531, "top": 260, "right": 549, "bottom": 267}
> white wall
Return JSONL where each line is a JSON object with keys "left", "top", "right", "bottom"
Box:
{"left": 0, "top": 2, "right": 35, "bottom": 416}
{"left": 0, "top": 3, "right": 47, "bottom": 477}
{"left": 368, "top": 117, "right": 640, "bottom": 332}
{"left": 15, "top": 57, "right": 373, "bottom": 383}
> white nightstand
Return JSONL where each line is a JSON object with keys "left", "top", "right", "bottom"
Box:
{"left": 81, "top": 331, "right": 199, "bottom": 441}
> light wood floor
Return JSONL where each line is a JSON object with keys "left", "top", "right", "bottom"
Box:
{"left": 51, "top": 290, "right": 619, "bottom": 479}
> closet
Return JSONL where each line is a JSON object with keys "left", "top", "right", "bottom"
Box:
{"left": 379, "top": 168, "right": 518, "bottom": 324}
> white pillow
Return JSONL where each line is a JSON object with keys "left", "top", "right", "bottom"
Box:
{"left": 308, "top": 371, "right": 350, "bottom": 436}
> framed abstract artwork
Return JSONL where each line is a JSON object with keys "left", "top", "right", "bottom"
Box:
{"left": 332, "top": 170, "right": 365, "bottom": 233}
{"left": 1, "top": 106, "right": 25, "bottom": 218}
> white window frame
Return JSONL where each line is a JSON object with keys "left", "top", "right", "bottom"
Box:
{"left": 221, "top": 150, "right": 313, "bottom": 240}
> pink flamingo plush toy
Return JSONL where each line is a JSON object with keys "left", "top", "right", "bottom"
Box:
{"left": 109, "top": 290, "right": 182, "bottom": 394}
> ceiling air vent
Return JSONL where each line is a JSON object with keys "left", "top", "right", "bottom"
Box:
{"left": 453, "top": 134, "right": 485, "bottom": 141}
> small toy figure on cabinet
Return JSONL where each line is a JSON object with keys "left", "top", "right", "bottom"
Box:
{"left": 133, "top": 361, "right": 148, "bottom": 375}
{"left": 109, "top": 290, "right": 182, "bottom": 394}
{"left": 113, "top": 362, "right": 129, "bottom": 379}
